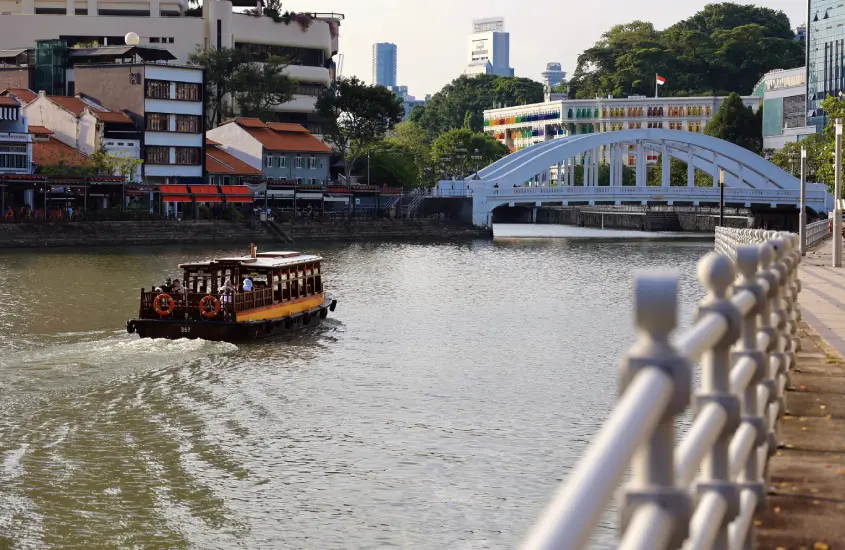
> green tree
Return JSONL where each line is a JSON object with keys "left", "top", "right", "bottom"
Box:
{"left": 430, "top": 128, "right": 508, "bottom": 178}
{"left": 189, "top": 47, "right": 297, "bottom": 128}
{"left": 704, "top": 92, "right": 762, "bottom": 153}
{"left": 353, "top": 142, "right": 418, "bottom": 189}
{"left": 90, "top": 148, "right": 144, "bottom": 181}
{"left": 568, "top": 3, "right": 803, "bottom": 98}
{"left": 316, "top": 76, "right": 404, "bottom": 184}
{"left": 417, "top": 74, "right": 543, "bottom": 136}
{"left": 649, "top": 157, "right": 714, "bottom": 187}
{"left": 385, "top": 121, "right": 432, "bottom": 187}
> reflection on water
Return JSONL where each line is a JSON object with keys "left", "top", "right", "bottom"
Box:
{"left": 0, "top": 238, "right": 710, "bottom": 549}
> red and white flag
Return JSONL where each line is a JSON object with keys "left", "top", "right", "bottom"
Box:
{"left": 656, "top": 74, "right": 667, "bottom": 86}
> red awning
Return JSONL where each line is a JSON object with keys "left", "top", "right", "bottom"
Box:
{"left": 160, "top": 185, "right": 191, "bottom": 203}
{"left": 189, "top": 185, "right": 222, "bottom": 203}
{"left": 220, "top": 185, "right": 254, "bottom": 203}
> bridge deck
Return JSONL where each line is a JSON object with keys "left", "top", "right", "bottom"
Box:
{"left": 755, "top": 237, "right": 845, "bottom": 548}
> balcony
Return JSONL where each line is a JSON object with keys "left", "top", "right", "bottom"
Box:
{"left": 231, "top": 13, "right": 333, "bottom": 56}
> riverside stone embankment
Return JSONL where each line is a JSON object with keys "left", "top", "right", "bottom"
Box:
{"left": 0, "top": 219, "right": 489, "bottom": 249}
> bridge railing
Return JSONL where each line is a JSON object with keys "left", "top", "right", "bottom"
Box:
{"left": 806, "top": 219, "right": 829, "bottom": 248}
{"left": 522, "top": 229, "right": 801, "bottom": 550}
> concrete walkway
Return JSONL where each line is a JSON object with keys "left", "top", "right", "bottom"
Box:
{"left": 755, "top": 237, "right": 845, "bottom": 549}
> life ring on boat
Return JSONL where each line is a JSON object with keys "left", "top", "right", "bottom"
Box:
{"left": 199, "top": 295, "right": 221, "bottom": 319}
{"left": 153, "top": 293, "right": 175, "bottom": 316}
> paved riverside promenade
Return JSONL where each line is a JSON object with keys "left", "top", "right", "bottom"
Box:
{"left": 755, "top": 237, "right": 845, "bottom": 549}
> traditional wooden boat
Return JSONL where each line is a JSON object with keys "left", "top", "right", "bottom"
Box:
{"left": 127, "top": 244, "right": 337, "bottom": 341}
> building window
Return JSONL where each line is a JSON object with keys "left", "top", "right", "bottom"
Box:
{"left": 295, "top": 156, "right": 303, "bottom": 169}
{"left": 0, "top": 153, "right": 28, "bottom": 169}
{"left": 297, "top": 83, "right": 325, "bottom": 97}
{"left": 175, "top": 147, "right": 201, "bottom": 165}
{"left": 146, "top": 113, "right": 169, "bottom": 132}
{"left": 145, "top": 146, "right": 169, "bottom": 164}
{"left": 175, "top": 82, "right": 201, "bottom": 101}
{"left": 309, "top": 178, "right": 317, "bottom": 185}
{"left": 145, "top": 80, "right": 170, "bottom": 99}
{"left": 296, "top": 177, "right": 303, "bottom": 185}
{"left": 150, "top": 37, "right": 160, "bottom": 43}
{"left": 279, "top": 156, "right": 288, "bottom": 168}
{"left": 308, "top": 157, "right": 317, "bottom": 169}
{"left": 175, "top": 114, "right": 201, "bottom": 133}
{"left": 266, "top": 155, "right": 273, "bottom": 167}
{"left": 234, "top": 42, "right": 325, "bottom": 67}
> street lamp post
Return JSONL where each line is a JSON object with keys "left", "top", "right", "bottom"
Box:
{"left": 719, "top": 168, "right": 725, "bottom": 227}
{"left": 455, "top": 147, "right": 468, "bottom": 180}
{"left": 471, "top": 148, "right": 482, "bottom": 180}
{"left": 800, "top": 145, "right": 807, "bottom": 255}
{"left": 834, "top": 119, "right": 843, "bottom": 267}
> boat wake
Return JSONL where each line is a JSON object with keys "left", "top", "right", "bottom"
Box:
{"left": 0, "top": 333, "right": 238, "bottom": 393}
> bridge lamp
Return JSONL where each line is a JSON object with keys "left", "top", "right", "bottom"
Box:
{"left": 471, "top": 148, "right": 483, "bottom": 180}
{"left": 455, "top": 147, "right": 469, "bottom": 180}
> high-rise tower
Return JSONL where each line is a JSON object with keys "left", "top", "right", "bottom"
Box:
{"left": 372, "top": 42, "right": 398, "bottom": 87}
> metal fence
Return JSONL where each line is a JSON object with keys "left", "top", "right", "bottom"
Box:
{"left": 523, "top": 227, "right": 801, "bottom": 550}
{"left": 806, "top": 219, "right": 829, "bottom": 249}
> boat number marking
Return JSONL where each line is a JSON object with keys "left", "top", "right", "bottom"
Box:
{"left": 181, "top": 327, "right": 191, "bottom": 333}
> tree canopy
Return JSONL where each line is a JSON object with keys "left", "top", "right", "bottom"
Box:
{"left": 189, "top": 47, "right": 297, "bottom": 129}
{"left": 430, "top": 128, "right": 509, "bottom": 178}
{"left": 568, "top": 3, "right": 803, "bottom": 98}
{"left": 415, "top": 74, "right": 543, "bottom": 137}
{"left": 316, "top": 76, "right": 404, "bottom": 184}
{"left": 703, "top": 92, "right": 763, "bottom": 153}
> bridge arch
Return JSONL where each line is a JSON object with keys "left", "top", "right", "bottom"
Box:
{"left": 456, "top": 129, "right": 830, "bottom": 228}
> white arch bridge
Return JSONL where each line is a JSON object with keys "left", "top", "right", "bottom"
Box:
{"left": 434, "top": 129, "right": 832, "bottom": 228}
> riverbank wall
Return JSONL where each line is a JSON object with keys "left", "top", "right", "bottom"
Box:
{"left": 0, "top": 219, "right": 490, "bottom": 249}
{"left": 536, "top": 206, "right": 751, "bottom": 232}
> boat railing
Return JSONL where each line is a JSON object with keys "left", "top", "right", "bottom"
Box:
{"left": 140, "top": 288, "right": 285, "bottom": 319}
{"left": 233, "top": 288, "right": 275, "bottom": 312}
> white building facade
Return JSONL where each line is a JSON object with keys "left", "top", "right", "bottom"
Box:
{"left": 466, "top": 17, "right": 513, "bottom": 77}
{"left": 483, "top": 95, "right": 762, "bottom": 164}
{"left": 0, "top": 1, "right": 342, "bottom": 133}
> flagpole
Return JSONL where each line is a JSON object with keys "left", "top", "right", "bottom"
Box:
{"left": 655, "top": 73, "right": 658, "bottom": 99}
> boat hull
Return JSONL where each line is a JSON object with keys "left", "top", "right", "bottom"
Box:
{"left": 127, "top": 301, "right": 335, "bottom": 341}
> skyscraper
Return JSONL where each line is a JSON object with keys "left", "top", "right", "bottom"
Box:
{"left": 542, "top": 63, "right": 566, "bottom": 90}
{"left": 372, "top": 42, "right": 398, "bottom": 87}
{"left": 806, "top": 0, "right": 845, "bottom": 129}
{"left": 465, "top": 17, "right": 514, "bottom": 77}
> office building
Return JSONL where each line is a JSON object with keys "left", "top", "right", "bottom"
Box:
{"left": 372, "top": 42, "right": 397, "bottom": 87}
{"left": 542, "top": 62, "right": 566, "bottom": 90}
{"left": 483, "top": 95, "right": 760, "bottom": 155}
{"left": 752, "top": 67, "right": 817, "bottom": 150}
{"left": 0, "top": 3, "right": 343, "bottom": 134}
{"left": 389, "top": 86, "right": 426, "bottom": 122}
{"left": 466, "top": 17, "right": 513, "bottom": 77}
{"left": 806, "top": 0, "right": 845, "bottom": 129}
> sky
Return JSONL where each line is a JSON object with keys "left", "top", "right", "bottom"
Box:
{"left": 283, "top": 0, "right": 806, "bottom": 98}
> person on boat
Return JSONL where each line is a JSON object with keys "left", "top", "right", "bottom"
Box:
{"left": 243, "top": 276, "right": 254, "bottom": 292}
{"left": 162, "top": 278, "right": 173, "bottom": 292}
{"left": 171, "top": 279, "right": 186, "bottom": 294}
{"left": 221, "top": 278, "right": 235, "bottom": 295}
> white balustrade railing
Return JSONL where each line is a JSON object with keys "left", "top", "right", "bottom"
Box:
{"left": 522, "top": 228, "right": 802, "bottom": 550}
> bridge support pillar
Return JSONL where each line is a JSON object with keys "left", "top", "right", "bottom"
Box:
{"left": 687, "top": 150, "right": 695, "bottom": 187}
{"left": 661, "top": 143, "right": 670, "bottom": 187}
{"left": 609, "top": 146, "right": 615, "bottom": 188}
{"left": 595, "top": 148, "right": 600, "bottom": 187}
{"left": 636, "top": 142, "right": 646, "bottom": 187}
{"left": 532, "top": 206, "right": 538, "bottom": 223}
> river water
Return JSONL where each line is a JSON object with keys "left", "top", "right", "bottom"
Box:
{"left": 0, "top": 226, "right": 712, "bottom": 549}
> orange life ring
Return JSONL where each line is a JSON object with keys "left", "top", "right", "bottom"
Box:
{"left": 153, "top": 293, "right": 175, "bottom": 316}
{"left": 199, "top": 295, "right": 221, "bottom": 319}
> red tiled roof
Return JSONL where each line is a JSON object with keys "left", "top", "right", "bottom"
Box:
{"left": 232, "top": 117, "right": 267, "bottom": 128}
{"left": 244, "top": 127, "right": 333, "bottom": 153}
{"left": 2, "top": 88, "right": 37, "bottom": 104}
{"left": 47, "top": 95, "right": 88, "bottom": 116}
{"left": 206, "top": 145, "right": 263, "bottom": 176}
{"left": 28, "top": 125, "right": 53, "bottom": 135}
{"left": 94, "top": 111, "right": 133, "bottom": 124}
{"left": 265, "top": 122, "right": 309, "bottom": 133}
{"left": 33, "top": 137, "right": 91, "bottom": 167}
{"left": 0, "top": 97, "right": 19, "bottom": 107}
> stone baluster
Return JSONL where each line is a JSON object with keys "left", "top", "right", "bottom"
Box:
{"left": 755, "top": 243, "right": 780, "bottom": 458}
{"left": 619, "top": 274, "right": 691, "bottom": 549}
{"left": 694, "top": 253, "right": 741, "bottom": 548}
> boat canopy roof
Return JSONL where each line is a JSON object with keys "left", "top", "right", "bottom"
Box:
{"left": 178, "top": 251, "right": 323, "bottom": 270}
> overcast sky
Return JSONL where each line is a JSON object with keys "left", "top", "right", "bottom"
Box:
{"left": 283, "top": 0, "right": 806, "bottom": 98}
